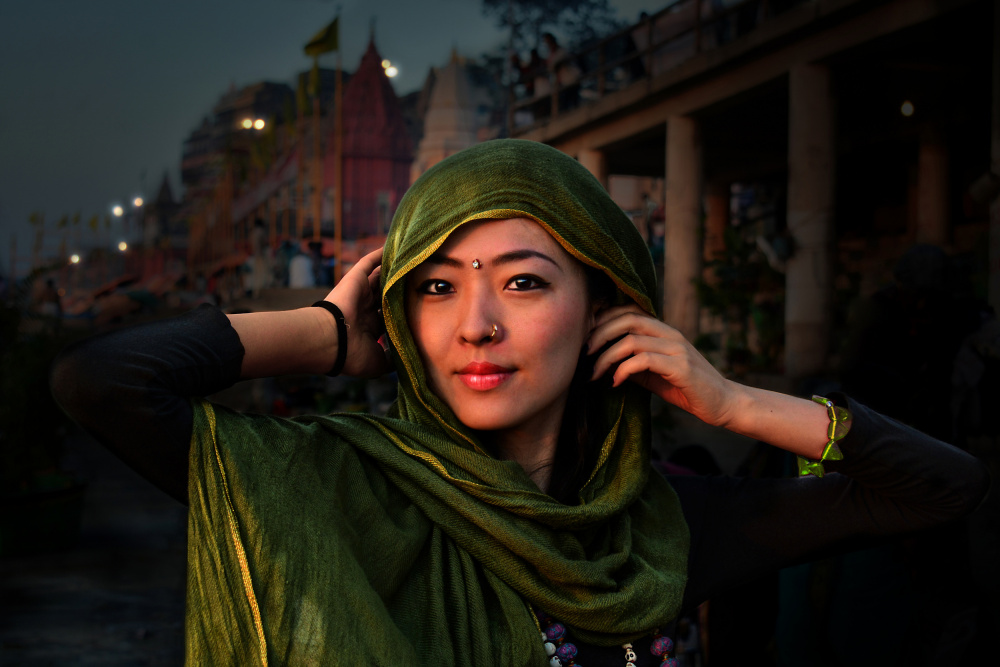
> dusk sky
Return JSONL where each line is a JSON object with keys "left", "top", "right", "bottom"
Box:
{"left": 0, "top": 0, "right": 652, "bottom": 275}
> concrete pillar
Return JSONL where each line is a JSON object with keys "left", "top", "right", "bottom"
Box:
{"left": 916, "top": 125, "right": 949, "bottom": 246}
{"left": 664, "top": 116, "right": 702, "bottom": 340}
{"left": 785, "top": 63, "right": 835, "bottom": 381}
{"left": 578, "top": 148, "right": 609, "bottom": 189}
{"left": 704, "top": 181, "right": 729, "bottom": 265}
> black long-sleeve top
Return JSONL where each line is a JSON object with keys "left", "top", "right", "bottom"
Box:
{"left": 50, "top": 305, "right": 991, "bottom": 665}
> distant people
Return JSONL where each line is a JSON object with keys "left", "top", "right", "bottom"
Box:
{"left": 275, "top": 240, "right": 298, "bottom": 287}
{"left": 244, "top": 221, "right": 271, "bottom": 298}
{"left": 37, "top": 279, "right": 62, "bottom": 319}
{"left": 511, "top": 49, "right": 549, "bottom": 126}
{"left": 509, "top": 52, "right": 532, "bottom": 99}
{"left": 636, "top": 4, "right": 698, "bottom": 76}
{"left": 630, "top": 13, "right": 653, "bottom": 80}
{"left": 542, "top": 32, "right": 580, "bottom": 112}
{"left": 288, "top": 246, "right": 315, "bottom": 288}
{"left": 308, "top": 241, "right": 328, "bottom": 286}
{"left": 526, "top": 48, "right": 546, "bottom": 96}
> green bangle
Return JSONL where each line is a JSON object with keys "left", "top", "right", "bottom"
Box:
{"left": 797, "top": 395, "right": 852, "bottom": 478}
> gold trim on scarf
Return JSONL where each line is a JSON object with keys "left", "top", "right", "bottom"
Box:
{"left": 204, "top": 401, "right": 269, "bottom": 666}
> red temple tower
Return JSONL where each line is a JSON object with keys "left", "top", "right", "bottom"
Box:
{"left": 325, "top": 38, "right": 413, "bottom": 239}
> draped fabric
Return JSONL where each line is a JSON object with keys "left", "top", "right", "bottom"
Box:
{"left": 186, "top": 139, "right": 690, "bottom": 665}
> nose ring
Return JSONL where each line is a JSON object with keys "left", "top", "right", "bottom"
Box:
{"left": 490, "top": 323, "right": 498, "bottom": 339}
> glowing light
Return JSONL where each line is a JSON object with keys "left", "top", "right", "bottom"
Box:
{"left": 254, "top": 119, "right": 265, "bottom": 130}
{"left": 385, "top": 66, "right": 399, "bottom": 78}
{"left": 70, "top": 254, "right": 80, "bottom": 264}
{"left": 242, "top": 118, "right": 253, "bottom": 129}
{"left": 900, "top": 100, "right": 915, "bottom": 117}
{"left": 381, "top": 59, "right": 391, "bottom": 69}
{"left": 118, "top": 241, "right": 128, "bottom": 252}
{"left": 112, "top": 205, "right": 124, "bottom": 217}
{"left": 133, "top": 196, "right": 144, "bottom": 207}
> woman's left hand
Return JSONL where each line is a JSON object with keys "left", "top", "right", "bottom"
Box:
{"left": 587, "top": 305, "right": 740, "bottom": 429}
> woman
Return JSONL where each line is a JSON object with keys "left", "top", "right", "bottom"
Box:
{"left": 53, "top": 140, "right": 989, "bottom": 666}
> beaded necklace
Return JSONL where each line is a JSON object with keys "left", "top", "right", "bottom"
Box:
{"left": 535, "top": 609, "right": 679, "bottom": 666}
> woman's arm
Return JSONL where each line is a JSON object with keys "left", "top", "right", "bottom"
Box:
{"left": 587, "top": 306, "right": 990, "bottom": 608}
{"left": 50, "top": 248, "right": 388, "bottom": 503}
{"left": 672, "top": 395, "right": 990, "bottom": 609}
{"left": 588, "top": 304, "right": 828, "bottom": 458}
{"left": 50, "top": 304, "right": 244, "bottom": 503}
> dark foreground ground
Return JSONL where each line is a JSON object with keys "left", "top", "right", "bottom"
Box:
{"left": 0, "top": 433, "right": 187, "bottom": 666}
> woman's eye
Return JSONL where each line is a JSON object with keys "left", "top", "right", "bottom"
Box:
{"left": 506, "top": 275, "right": 548, "bottom": 291}
{"left": 417, "top": 279, "right": 454, "bottom": 295}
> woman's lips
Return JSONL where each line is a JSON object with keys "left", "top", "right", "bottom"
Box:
{"left": 457, "top": 361, "right": 514, "bottom": 391}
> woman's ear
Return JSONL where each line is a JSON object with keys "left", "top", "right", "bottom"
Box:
{"left": 588, "top": 299, "right": 606, "bottom": 329}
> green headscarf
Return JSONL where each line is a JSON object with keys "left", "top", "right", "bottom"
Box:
{"left": 186, "top": 139, "right": 689, "bottom": 665}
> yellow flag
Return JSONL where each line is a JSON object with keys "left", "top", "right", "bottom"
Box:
{"left": 304, "top": 17, "right": 338, "bottom": 57}
{"left": 309, "top": 57, "right": 320, "bottom": 97}
{"left": 88, "top": 215, "right": 99, "bottom": 232}
{"left": 57, "top": 214, "right": 69, "bottom": 229}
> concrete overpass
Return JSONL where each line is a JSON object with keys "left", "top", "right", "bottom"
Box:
{"left": 513, "top": 0, "right": 998, "bottom": 382}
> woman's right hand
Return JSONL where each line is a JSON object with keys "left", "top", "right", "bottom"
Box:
{"left": 320, "top": 247, "right": 391, "bottom": 378}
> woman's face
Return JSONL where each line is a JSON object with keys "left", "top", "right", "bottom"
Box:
{"left": 405, "top": 218, "right": 595, "bottom": 438}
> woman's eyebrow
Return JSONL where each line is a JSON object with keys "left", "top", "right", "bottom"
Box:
{"left": 491, "top": 249, "right": 562, "bottom": 271}
{"left": 424, "top": 254, "right": 464, "bottom": 268}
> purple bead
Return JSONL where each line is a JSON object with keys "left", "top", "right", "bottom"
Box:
{"left": 545, "top": 623, "right": 566, "bottom": 641}
{"left": 663, "top": 659, "right": 679, "bottom": 667}
{"left": 556, "top": 642, "right": 578, "bottom": 660}
{"left": 650, "top": 635, "right": 674, "bottom": 656}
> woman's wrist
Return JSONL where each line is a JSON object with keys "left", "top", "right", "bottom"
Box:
{"left": 311, "top": 300, "right": 348, "bottom": 376}
{"left": 720, "top": 383, "right": 830, "bottom": 459}
{"left": 715, "top": 379, "right": 753, "bottom": 431}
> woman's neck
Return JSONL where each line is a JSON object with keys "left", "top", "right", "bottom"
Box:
{"left": 484, "top": 428, "right": 559, "bottom": 494}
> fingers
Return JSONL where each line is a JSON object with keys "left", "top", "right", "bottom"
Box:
{"left": 590, "top": 332, "right": 687, "bottom": 384}
{"left": 608, "top": 347, "right": 691, "bottom": 389}
{"left": 592, "top": 303, "right": 647, "bottom": 329}
{"left": 587, "top": 307, "right": 699, "bottom": 388}
{"left": 353, "top": 247, "right": 384, "bottom": 277}
{"left": 587, "top": 306, "right": 682, "bottom": 356}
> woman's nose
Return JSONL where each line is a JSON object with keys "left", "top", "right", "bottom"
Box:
{"left": 458, "top": 292, "right": 501, "bottom": 344}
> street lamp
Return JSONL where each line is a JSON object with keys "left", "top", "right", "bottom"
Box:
{"left": 133, "top": 196, "right": 144, "bottom": 208}
{"left": 112, "top": 205, "right": 124, "bottom": 217}
{"left": 118, "top": 241, "right": 128, "bottom": 252}
{"left": 69, "top": 254, "right": 80, "bottom": 264}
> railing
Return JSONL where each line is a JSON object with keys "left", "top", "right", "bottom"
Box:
{"left": 509, "top": 0, "right": 808, "bottom": 131}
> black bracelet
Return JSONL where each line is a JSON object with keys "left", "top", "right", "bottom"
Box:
{"left": 311, "top": 300, "right": 348, "bottom": 376}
